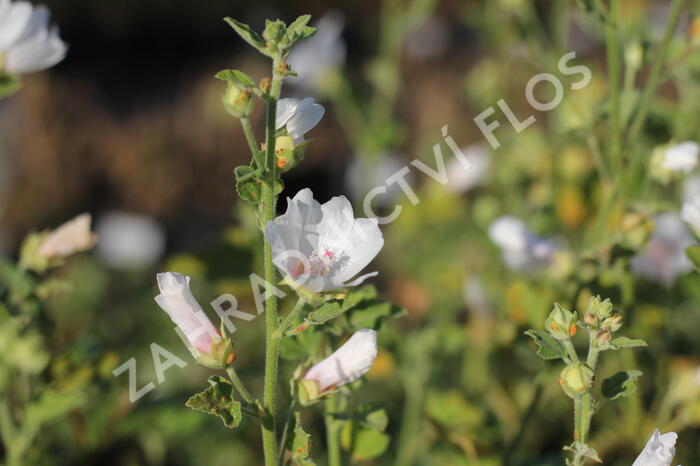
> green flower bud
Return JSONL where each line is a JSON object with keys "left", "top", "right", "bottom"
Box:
{"left": 194, "top": 336, "right": 235, "bottom": 370}
{"left": 624, "top": 42, "right": 643, "bottom": 70}
{"left": 587, "top": 295, "right": 613, "bottom": 320}
{"left": 223, "top": 81, "right": 254, "bottom": 118}
{"left": 602, "top": 313, "right": 623, "bottom": 333}
{"left": 558, "top": 362, "right": 595, "bottom": 399}
{"left": 545, "top": 304, "right": 578, "bottom": 340}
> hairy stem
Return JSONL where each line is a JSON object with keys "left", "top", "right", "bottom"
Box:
{"left": 226, "top": 366, "right": 254, "bottom": 405}
{"left": 325, "top": 393, "right": 343, "bottom": 466}
{"left": 260, "top": 56, "right": 284, "bottom": 466}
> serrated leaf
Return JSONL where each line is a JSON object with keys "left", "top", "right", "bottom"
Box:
{"left": 524, "top": 329, "right": 567, "bottom": 360}
{"left": 224, "top": 18, "right": 267, "bottom": 55}
{"left": 686, "top": 246, "right": 700, "bottom": 268}
{"left": 290, "top": 412, "right": 315, "bottom": 465}
{"left": 601, "top": 370, "right": 642, "bottom": 400}
{"left": 234, "top": 165, "right": 261, "bottom": 205}
{"left": 186, "top": 376, "right": 242, "bottom": 428}
{"left": 215, "top": 69, "right": 255, "bottom": 89}
{"left": 563, "top": 442, "right": 602, "bottom": 463}
{"left": 607, "top": 337, "right": 647, "bottom": 350}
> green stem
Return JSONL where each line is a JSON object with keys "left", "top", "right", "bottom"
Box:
{"left": 260, "top": 56, "right": 285, "bottom": 466}
{"left": 241, "top": 117, "right": 262, "bottom": 167}
{"left": 626, "top": 0, "right": 684, "bottom": 147}
{"left": 226, "top": 366, "right": 254, "bottom": 405}
{"left": 276, "top": 398, "right": 297, "bottom": 466}
{"left": 561, "top": 339, "right": 579, "bottom": 364}
{"left": 325, "top": 393, "right": 342, "bottom": 466}
{"left": 606, "top": 0, "right": 621, "bottom": 169}
{"left": 274, "top": 298, "right": 306, "bottom": 338}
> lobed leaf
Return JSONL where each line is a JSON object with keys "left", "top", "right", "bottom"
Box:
{"left": 224, "top": 18, "right": 267, "bottom": 55}
{"left": 185, "top": 376, "right": 242, "bottom": 428}
{"left": 601, "top": 370, "right": 642, "bottom": 401}
{"left": 606, "top": 337, "right": 647, "bottom": 350}
{"left": 524, "top": 329, "right": 567, "bottom": 360}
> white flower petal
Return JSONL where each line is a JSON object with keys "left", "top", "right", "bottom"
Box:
{"left": 276, "top": 98, "right": 298, "bottom": 129}
{"left": 0, "top": 0, "right": 32, "bottom": 50}
{"left": 662, "top": 141, "right": 699, "bottom": 173}
{"left": 304, "top": 328, "right": 377, "bottom": 391}
{"left": 632, "top": 429, "right": 677, "bottom": 466}
{"left": 286, "top": 97, "right": 324, "bottom": 143}
{"left": 37, "top": 213, "right": 96, "bottom": 259}
{"left": 6, "top": 24, "right": 67, "bottom": 74}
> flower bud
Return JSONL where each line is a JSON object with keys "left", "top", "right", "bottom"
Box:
{"left": 298, "top": 329, "right": 377, "bottom": 406}
{"left": 37, "top": 214, "right": 97, "bottom": 261}
{"left": 223, "top": 81, "right": 254, "bottom": 118}
{"left": 583, "top": 312, "right": 598, "bottom": 328}
{"left": 558, "top": 362, "right": 595, "bottom": 399}
{"left": 624, "top": 42, "right": 643, "bottom": 70}
{"left": 154, "top": 272, "right": 233, "bottom": 369}
{"left": 545, "top": 304, "right": 578, "bottom": 340}
{"left": 596, "top": 328, "right": 612, "bottom": 345}
{"left": 632, "top": 429, "right": 677, "bottom": 466}
{"left": 586, "top": 295, "right": 613, "bottom": 320}
{"left": 602, "top": 313, "right": 623, "bottom": 332}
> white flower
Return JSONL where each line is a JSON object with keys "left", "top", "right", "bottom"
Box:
{"left": 681, "top": 195, "right": 700, "bottom": 236}
{"left": 683, "top": 175, "right": 700, "bottom": 202}
{"left": 662, "top": 142, "right": 699, "bottom": 173}
{"left": 488, "top": 216, "right": 556, "bottom": 270}
{"left": 287, "top": 11, "right": 345, "bottom": 91}
{"left": 0, "top": 0, "right": 67, "bottom": 75}
{"left": 631, "top": 212, "right": 694, "bottom": 286}
{"left": 275, "top": 97, "right": 324, "bottom": 144}
{"left": 446, "top": 144, "right": 490, "bottom": 193}
{"left": 154, "top": 272, "right": 221, "bottom": 356}
{"left": 632, "top": 429, "right": 678, "bottom": 466}
{"left": 264, "top": 188, "right": 384, "bottom": 293}
{"left": 96, "top": 211, "right": 165, "bottom": 269}
{"left": 38, "top": 213, "right": 96, "bottom": 259}
{"left": 303, "top": 328, "right": 377, "bottom": 392}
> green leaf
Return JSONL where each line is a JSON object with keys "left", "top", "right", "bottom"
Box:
{"left": 686, "top": 246, "right": 700, "bottom": 268}
{"left": 234, "top": 165, "right": 261, "bottom": 205}
{"left": 290, "top": 412, "right": 315, "bottom": 465}
{"left": 342, "top": 285, "right": 378, "bottom": 311}
{"left": 564, "top": 442, "right": 602, "bottom": 463}
{"left": 342, "top": 426, "right": 390, "bottom": 461}
{"left": 348, "top": 300, "right": 404, "bottom": 330}
{"left": 524, "top": 329, "right": 567, "bottom": 360}
{"left": 280, "top": 327, "right": 322, "bottom": 361}
{"left": 185, "top": 376, "right": 242, "bottom": 428}
{"left": 306, "top": 300, "right": 343, "bottom": 325}
{"left": 224, "top": 18, "right": 267, "bottom": 55}
{"left": 607, "top": 337, "right": 647, "bottom": 350}
{"left": 280, "top": 15, "right": 316, "bottom": 53}
{"left": 25, "top": 390, "right": 83, "bottom": 434}
{"left": 601, "top": 370, "right": 642, "bottom": 400}
{"left": 215, "top": 69, "right": 255, "bottom": 89}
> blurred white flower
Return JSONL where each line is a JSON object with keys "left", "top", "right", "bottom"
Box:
{"left": 446, "top": 144, "right": 490, "bottom": 193}
{"left": 96, "top": 211, "right": 165, "bottom": 269}
{"left": 662, "top": 142, "right": 699, "bottom": 174}
{"left": 264, "top": 188, "right": 384, "bottom": 293}
{"left": 154, "top": 272, "right": 221, "bottom": 357}
{"left": 463, "top": 276, "right": 492, "bottom": 317}
{"left": 0, "top": 0, "right": 67, "bottom": 75}
{"left": 287, "top": 11, "right": 345, "bottom": 92}
{"left": 276, "top": 97, "right": 324, "bottom": 144}
{"left": 345, "top": 152, "right": 410, "bottom": 206}
{"left": 38, "top": 213, "right": 96, "bottom": 260}
{"left": 631, "top": 212, "right": 694, "bottom": 286}
{"left": 488, "top": 216, "right": 556, "bottom": 270}
{"left": 683, "top": 175, "right": 700, "bottom": 202}
{"left": 681, "top": 196, "right": 700, "bottom": 236}
{"left": 303, "top": 328, "right": 377, "bottom": 392}
{"left": 631, "top": 429, "right": 678, "bottom": 466}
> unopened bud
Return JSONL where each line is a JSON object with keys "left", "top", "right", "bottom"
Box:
{"left": 558, "top": 362, "right": 595, "bottom": 399}
{"left": 602, "top": 313, "right": 623, "bottom": 332}
{"left": 624, "top": 42, "right": 643, "bottom": 70}
{"left": 587, "top": 295, "right": 613, "bottom": 320}
{"left": 583, "top": 312, "right": 598, "bottom": 328}
{"left": 596, "top": 328, "right": 612, "bottom": 345}
{"left": 223, "top": 83, "right": 254, "bottom": 118}
{"left": 545, "top": 304, "right": 578, "bottom": 340}
{"left": 259, "top": 77, "right": 271, "bottom": 94}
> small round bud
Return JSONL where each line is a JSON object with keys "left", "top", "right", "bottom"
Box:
{"left": 223, "top": 83, "right": 254, "bottom": 118}
{"left": 624, "top": 42, "right": 643, "bottom": 70}
{"left": 545, "top": 304, "right": 578, "bottom": 340}
{"left": 602, "top": 313, "right": 623, "bottom": 332}
{"left": 259, "top": 77, "right": 272, "bottom": 94}
{"left": 587, "top": 295, "right": 613, "bottom": 320}
{"left": 596, "top": 328, "right": 612, "bottom": 345}
{"left": 583, "top": 312, "right": 598, "bottom": 328}
{"left": 558, "top": 362, "right": 595, "bottom": 399}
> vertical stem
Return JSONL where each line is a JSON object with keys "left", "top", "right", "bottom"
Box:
{"left": 276, "top": 398, "right": 297, "bottom": 466}
{"left": 240, "top": 117, "right": 260, "bottom": 165}
{"left": 260, "top": 56, "right": 284, "bottom": 466}
{"left": 325, "top": 393, "right": 343, "bottom": 466}
{"left": 606, "top": 0, "right": 621, "bottom": 168}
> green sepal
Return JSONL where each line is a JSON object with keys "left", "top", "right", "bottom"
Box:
{"left": 289, "top": 412, "right": 315, "bottom": 465}
{"left": 558, "top": 362, "right": 595, "bottom": 399}
{"left": 601, "top": 370, "right": 642, "bottom": 400}
{"left": 215, "top": 69, "right": 255, "bottom": 118}
{"left": 185, "top": 375, "right": 242, "bottom": 428}
{"left": 297, "top": 378, "right": 323, "bottom": 407}
{"left": 279, "top": 15, "right": 316, "bottom": 56}
{"left": 524, "top": 329, "right": 567, "bottom": 360}
{"left": 234, "top": 165, "right": 262, "bottom": 206}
